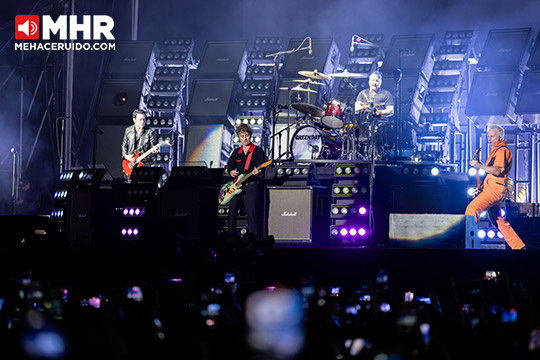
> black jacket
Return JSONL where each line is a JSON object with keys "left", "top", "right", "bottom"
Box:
{"left": 121, "top": 125, "right": 158, "bottom": 163}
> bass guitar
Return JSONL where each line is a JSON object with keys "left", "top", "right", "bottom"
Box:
{"left": 122, "top": 140, "right": 169, "bottom": 178}
{"left": 218, "top": 160, "right": 272, "bottom": 205}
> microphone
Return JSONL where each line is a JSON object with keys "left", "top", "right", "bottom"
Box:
{"left": 308, "top": 37, "right": 312, "bottom": 55}
{"left": 10, "top": 148, "right": 17, "bottom": 154}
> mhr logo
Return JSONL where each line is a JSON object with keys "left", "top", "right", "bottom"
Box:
{"left": 15, "top": 15, "right": 115, "bottom": 41}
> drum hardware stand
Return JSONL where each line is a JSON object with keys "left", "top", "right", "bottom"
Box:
{"left": 267, "top": 36, "right": 312, "bottom": 161}
{"left": 366, "top": 102, "right": 383, "bottom": 246}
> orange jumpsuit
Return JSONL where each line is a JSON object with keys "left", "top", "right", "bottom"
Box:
{"left": 465, "top": 140, "right": 525, "bottom": 250}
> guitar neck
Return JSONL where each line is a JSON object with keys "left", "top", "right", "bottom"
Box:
{"left": 235, "top": 161, "right": 271, "bottom": 186}
{"left": 135, "top": 144, "right": 158, "bottom": 163}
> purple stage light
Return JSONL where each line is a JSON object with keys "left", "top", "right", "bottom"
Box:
{"left": 127, "top": 228, "right": 133, "bottom": 236}
{"left": 359, "top": 207, "right": 367, "bottom": 215}
{"left": 135, "top": 208, "right": 141, "bottom": 216}
{"left": 123, "top": 208, "right": 129, "bottom": 216}
{"left": 129, "top": 208, "right": 135, "bottom": 216}
{"left": 358, "top": 228, "right": 367, "bottom": 236}
{"left": 121, "top": 228, "right": 127, "bottom": 236}
{"left": 133, "top": 228, "right": 139, "bottom": 236}
{"left": 349, "top": 228, "right": 357, "bottom": 236}
{"left": 340, "top": 228, "right": 348, "bottom": 236}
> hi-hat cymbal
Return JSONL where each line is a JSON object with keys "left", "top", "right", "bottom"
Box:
{"left": 293, "top": 79, "right": 324, "bottom": 85}
{"left": 291, "top": 102, "right": 324, "bottom": 118}
{"left": 298, "top": 70, "right": 332, "bottom": 81}
{"left": 290, "top": 85, "right": 317, "bottom": 93}
{"left": 328, "top": 70, "right": 365, "bottom": 78}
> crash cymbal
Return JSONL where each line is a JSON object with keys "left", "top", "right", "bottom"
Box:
{"left": 290, "top": 85, "right": 317, "bottom": 93}
{"left": 291, "top": 102, "right": 324, "bottom": 118}
{"left": 328, "top": 70, "right": 365, "bottom": 78}
{"left": 298, "top": 70, "right": 332, "bottom": 81}
{"left": 293, "top": 79, "right": 324, "bottom": 85}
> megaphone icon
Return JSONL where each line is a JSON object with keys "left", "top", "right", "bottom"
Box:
{"left": 18, "top": 19, "right": 38, "bottom": 37}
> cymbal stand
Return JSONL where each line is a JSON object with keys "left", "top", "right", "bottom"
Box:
{"left": 267, "top": 37, "right": 312, "bottom": 161}
{"left": 366, "top": 103, "right": 380, "bottom": 246}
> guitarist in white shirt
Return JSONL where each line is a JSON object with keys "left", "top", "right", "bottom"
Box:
{"left": 227, "top": 124, "right": 266, "bottom": 241}
{"left": 121, "top": 109, "right": 158, "bottom": 180}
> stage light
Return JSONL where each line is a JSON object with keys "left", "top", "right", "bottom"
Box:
{"left": 123, "top": 208, "right": 129, "bottom": 216}
{"left": 359, "top": 207, "right": 367, "bottom": 215}
{"left": 480, "top": 211, "right": 487, "bottom": 218}
{"left": 431, "top": 167, "right": 440, "bottom": 176}
{"left": 127, "top": 228, "right": 133, "bottom": 236}
{"left": 358, "top": 228, "right": 367, "bottom": 236}
{"left": 487, "top": 230, "right": 496, "bottom": 238}
{"left": 478, "top": 169, "right": 486, "bottom": 176}
{"left": 129, "top": 208, "right": 135, "bottom": 216}
{"left": 341, "top": 208, "right": 348, "bottom": 215}
{"left": 497, "top": 231, "right": 504, "bottom": 239}
{"left": 349, "top": 228, "right": 357, "bottom": 236}
{"left": 500, "top": 209, "right": 505, "bottom": 217}
{"left": 293, "top": 168, "right": 300, "bottom": 175}
{"left": 133, "top": 228, "right": 139, "bottom": 236}
{"left": 333, "top": 187, "right": 341, "bottom": 194}
{"left": 121, "top": 228, "right": 127, "bottom": 236}
{"left": 478, "top": 230, "right": 486, "bottom": 238}
{"left": 468, "top": 168, "right": 476, "bottom": 176}
{"left": 467, "top": 187, "right": 476, "bottom": 197}
{"left": 331, "top": 229, "right": 339, "bottom": 236}
{"left": 340, "top": 228, "right": 348, "bottom": 236}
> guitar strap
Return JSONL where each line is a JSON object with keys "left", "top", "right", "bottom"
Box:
{"left": 244, "top": 144, "right": 256, "bottom": 171}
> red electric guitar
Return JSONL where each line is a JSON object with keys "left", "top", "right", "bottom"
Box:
{"left": 122, "top": 140, "right": 168, "bottom": 178}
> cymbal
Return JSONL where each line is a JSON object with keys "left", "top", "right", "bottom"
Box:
{"left": 290, "top": 85, "right": 317, "bottom": 93}
{"left": 293, "top": 79, "right": 324, "bottom": 85}
{"left": 298, "top": 70, "right": 332, "bottom": 81}
{"left": 291, "top": 102, "right": 324, "bottom": 118}
{"left": 328, "top": 70, "right": 365, "bottom": 78}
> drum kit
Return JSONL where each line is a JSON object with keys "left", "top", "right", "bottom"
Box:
{"left": 276, "top": 69, "right": 392, "bottom": 161}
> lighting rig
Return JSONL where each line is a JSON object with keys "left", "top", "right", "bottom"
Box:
{"left": 144, "top": 37, "right": 195, "bottom": 173}
{"left": 238, "top": 36, "right": 285, "bottom": 155}
{"left": 329, "top": 163, "right": 370, "bottom": 244}
{"left": 420, "top": 30, "right": 477, "bottom": 164}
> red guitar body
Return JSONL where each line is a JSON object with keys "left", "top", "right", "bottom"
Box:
{"left": 122, "top": 152, "right": 145, "bottom": 178}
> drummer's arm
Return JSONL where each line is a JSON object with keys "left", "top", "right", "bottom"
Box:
{"left": 380, "top": 104, "right": 394, "bottom": 117}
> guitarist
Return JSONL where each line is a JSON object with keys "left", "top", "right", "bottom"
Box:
{"left": 465, "top": 125, "right": 525, "bottom": 250}
{"left": 121, "top": 109, "right": 158, "bottom": 180}
{"left": 227, "top": 124, "right": 266, "bottom": 241}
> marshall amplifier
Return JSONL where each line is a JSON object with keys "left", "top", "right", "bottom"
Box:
{"left": 380, "top": 34, "right": 435, "bottom": 79}
{"left": 266, "top": 186, "right": 329, "bottom": 243}
{"left": 104, "top": 41, "right": 156, "bottom": 79}
{"left": 282, "top": 38, "right": 340, "bottom": 79}
{"left": 186, "top": 78, "right": 240, "bottom": 126}
{"left": 197, "top": 40, "right": 248, "bottom": 80}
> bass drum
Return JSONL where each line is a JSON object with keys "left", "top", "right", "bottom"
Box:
{"left": 290, "top": 125, "right": 342, "bottom": 160}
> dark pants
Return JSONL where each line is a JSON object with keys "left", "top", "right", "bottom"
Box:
{"left": 227, "top": 182, "right": 262, "bottom": 239}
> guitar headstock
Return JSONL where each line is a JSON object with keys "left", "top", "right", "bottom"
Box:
{"left": 473, "top": 148, "right": 480, "bottom": 161}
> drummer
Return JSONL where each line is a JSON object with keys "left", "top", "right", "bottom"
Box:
{"left": 354, "top": 71, "right": 394, "bottom": 118}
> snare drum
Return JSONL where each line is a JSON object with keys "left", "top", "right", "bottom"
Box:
{"left": 290, "top": 125, "right": 342, "bottom": 160}
{"left": 321, "top": 100, "right": 346, "bottom": 129}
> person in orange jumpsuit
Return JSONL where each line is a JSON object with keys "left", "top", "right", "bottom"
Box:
{"left": 466, "top": 124, "right": 526, "bottom": 250}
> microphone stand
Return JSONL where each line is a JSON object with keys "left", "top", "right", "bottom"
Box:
{"left": 351, "top": 37, "right": 409, "bottom": 157}
{"left": 91, "top": 129, "right": 103, "bottom": 170}
{"left": 266, "top": 37, "right": 311, "bottom": 162}
{"left": 11, "top": 148, "right": 20, "bottom": 216}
